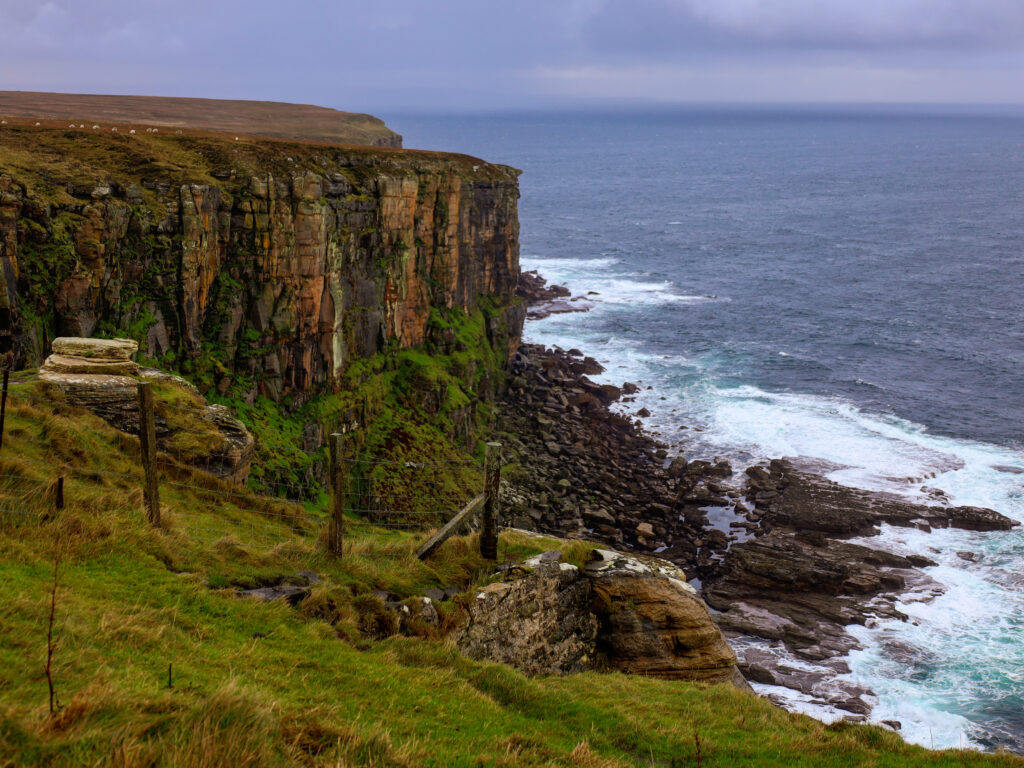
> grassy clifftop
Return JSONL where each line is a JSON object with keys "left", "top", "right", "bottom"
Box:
{"left": 0, "top": 91, "right": 401, "bottom": 148}
{"left": 0, "top": 377, "right": 1020, "bottom": 767}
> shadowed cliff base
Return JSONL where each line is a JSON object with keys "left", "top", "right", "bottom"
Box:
{"left": 0, "top": 90, "right": 402, "bottom": 147}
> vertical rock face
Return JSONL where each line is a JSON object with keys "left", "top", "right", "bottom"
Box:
{"left": 0, "top": 136, "right": 523, "bottom": 405}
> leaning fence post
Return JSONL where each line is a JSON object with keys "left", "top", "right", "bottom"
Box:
{"left": 480, "top": 441, "right": 502, "bottom": 560}
{"left": 136, "top": 381, "right": 160, "bottom": 526}
{"left": 327, "top": 432, "right": 344, "bottom": 557}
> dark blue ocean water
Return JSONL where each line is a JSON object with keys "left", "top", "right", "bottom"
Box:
{"left": 389, "top": 108, "right": 1024, "bottom": 751}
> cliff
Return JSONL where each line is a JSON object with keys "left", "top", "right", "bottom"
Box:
{"left": 0, "top": 125, "right": 524, "bottom": 490}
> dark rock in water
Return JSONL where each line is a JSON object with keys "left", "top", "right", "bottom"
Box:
{"left": 517, "top": 270, "right": 571, "bottom": 303}
{"left": 882, "top": 720, "right": 902, "bottom": 731}
{"left": 745, "top": 459, "right": 1018, "bottom": 535}
{"left": 741, "top": 662, "right": 779, "bottom": 686}
{"left": 838, "top": 697, "right": 872, "bottom": 716}
{"left": 957, "top": 551, "right": 979, "bottom": 563}
{"left": 992, "top": 465, "right": 1024, "bottom": 475}
{"left": 704, "top": 531, "right": 930, "bottom": 657}
{"left": 906, "top": 554, "right": 938, "bottom": 568}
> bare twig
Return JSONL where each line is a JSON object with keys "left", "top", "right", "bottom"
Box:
{"left": 45, "top": 548, "right": 61, "bottom": 715}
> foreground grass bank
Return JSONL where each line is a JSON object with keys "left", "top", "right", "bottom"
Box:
{"left": 0, "top": 385, "right": 1020, "bottom": 767}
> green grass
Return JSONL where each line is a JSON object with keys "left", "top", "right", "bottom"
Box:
{"left": 0, "top": 384, "right": 1021, "bottom": 766}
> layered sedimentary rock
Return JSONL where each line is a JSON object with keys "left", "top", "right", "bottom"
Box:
{"left": 458, "top": 549, "right": 747, "bottom": 688}
{"left": 0, "top": 130, "right": 523, "bottom": 407}
{"left": 39, "top": 336, "right": 254, "bottom": 482}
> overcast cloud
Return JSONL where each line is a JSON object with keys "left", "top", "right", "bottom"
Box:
{"left": 1, "top": 0, "right": 1023, "bottom": 111}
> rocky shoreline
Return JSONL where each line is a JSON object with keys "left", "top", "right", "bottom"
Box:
{"left": 499, "top": 272, "right": 1020, "bottom": 722}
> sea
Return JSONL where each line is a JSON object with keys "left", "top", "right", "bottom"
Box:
{"left": 388, "top": 106, "right": 1024, "bottom": 753}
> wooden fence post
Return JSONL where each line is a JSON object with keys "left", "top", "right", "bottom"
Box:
{"left": 0, "top": 366, "right": 9, "bottom": 453}
{"left": 327, "top": 432, "right": 344, "bottom": 557}
{"left": 136, "top": 382, "right": 160, "bottom": 526}
{"left": 480, "top": 441, "right": 502, "bottom": 560}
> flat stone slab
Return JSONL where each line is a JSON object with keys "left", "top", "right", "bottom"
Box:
{"left": 51, "top": 336, "right": 138, "bottom": 360}
{"left": 41, "top": 354, "right": 140, "bottom": 376}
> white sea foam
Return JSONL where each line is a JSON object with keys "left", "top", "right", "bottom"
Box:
{"left": 520, "top": 256, "right": 722, "bottom": 310}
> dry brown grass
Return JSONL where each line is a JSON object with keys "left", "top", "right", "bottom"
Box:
{"left": 0, "top": 90, "right": 399, "bottom": 147}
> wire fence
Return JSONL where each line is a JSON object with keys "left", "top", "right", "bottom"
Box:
{"left": 0, "top": 375, "right": 497, "bottom": 556}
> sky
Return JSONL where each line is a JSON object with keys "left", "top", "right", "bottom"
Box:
{"left": 2, "top": 0, "right": 1024, "bottom": 113}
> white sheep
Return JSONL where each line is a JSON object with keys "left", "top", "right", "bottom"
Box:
{"left": 1, "top": 120, "right": 6, "bottom": 124}
{"left": 92, "top": 125, "right": 100, "bottom": 130}
{"left": 152, "top": 128, "right": 158, "bottom": 133}
{"left": 79, "top": 124, "right": 84, "bottom": 128}
{"left": 34, "top": 122, "right": 40, "bottom": 126}
{"left": 111, "top": 127, "right": 118, "bottom": 132}
{"left": 129, "top": 129, "right": 136, "bottom": 134}
{"left": 175, "top": 130, "right": 182, "bottom": 134}
{"left": 69, "top": 124, "right": 76, "bottom": 128}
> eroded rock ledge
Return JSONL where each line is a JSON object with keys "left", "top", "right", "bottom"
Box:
{"left": 459, "top": 548, "right": 749, "bottom": 689}
{"left": 39, "top": 336, "right": 254, "bottom": 482}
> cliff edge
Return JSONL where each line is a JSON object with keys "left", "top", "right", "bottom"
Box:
{"left": 0, "top": 91, "right": 402, "bottom": 147}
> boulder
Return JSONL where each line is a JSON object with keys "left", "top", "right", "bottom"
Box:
{"left": 459, "top": 559, "right": 598, "bottom": 676}
{"left": 42, "top": 337, "right": 141, "bottom": 377}
{"left": 585, "top": 550, "right": 747, "bottom": 686}
{"left": 51, "top": 336, "right": 138, "bottom": 360}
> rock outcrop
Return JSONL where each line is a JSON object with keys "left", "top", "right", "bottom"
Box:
{"left": 460, "top": 553, "right": 598, "bottom": 676}
{"left": 586, "top": 549, "right": 746, "bottom": 686}
{"left": 39, "top": 336, "right": 254, "bottom": 483}
{"left": 458, "top": 549, "right": 748, "bottom": 689}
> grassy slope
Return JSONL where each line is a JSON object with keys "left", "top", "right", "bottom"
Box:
{"left": 0, "top": 91, "right": 400, "bottom": 147}
{"left": 0, "top": 379, "right": 1020, "bottom": 767}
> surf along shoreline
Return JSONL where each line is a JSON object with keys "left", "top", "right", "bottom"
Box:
{"left": 502, "top": 270, "right": 1021, "bottom": 749}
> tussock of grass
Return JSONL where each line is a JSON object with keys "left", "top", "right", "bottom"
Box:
{"left": 0, "top": 381, "right": 1022, "bottom": 766}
